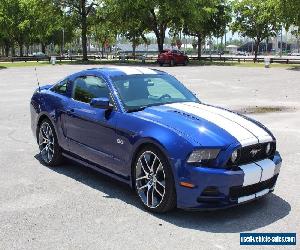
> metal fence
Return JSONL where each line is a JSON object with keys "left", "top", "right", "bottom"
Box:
{"left": 1, "top": 54, "right": 300, "bottom": 64}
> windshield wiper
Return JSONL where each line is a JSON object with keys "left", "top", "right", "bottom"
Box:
{"left": 127, "top": 106, "right": 148, "bottom": 113}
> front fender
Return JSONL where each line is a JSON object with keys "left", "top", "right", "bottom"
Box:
{"left": 117, "top": 113, "right": 195, "bottom": 187}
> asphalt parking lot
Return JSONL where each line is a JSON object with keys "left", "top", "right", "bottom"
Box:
{"left": 0, "top": 64, "right": 299, "bottom": 250}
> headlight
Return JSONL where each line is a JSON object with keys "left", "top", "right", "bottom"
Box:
{"left": 230, "top": 149, "right": 241, "bottom": 164}
{"left": 187, "top": 149, "right": 220, "bottom": 163}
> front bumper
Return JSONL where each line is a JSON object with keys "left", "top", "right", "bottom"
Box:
{"left": 175, "top": 152, "right": 282, "bottom": 210}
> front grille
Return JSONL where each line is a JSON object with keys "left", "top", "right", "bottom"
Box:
{"left": 227, "top": 141, "right": 276, "bottom": 168}
{"left": 230, "top": 174, "right": 278, "bottom": 199}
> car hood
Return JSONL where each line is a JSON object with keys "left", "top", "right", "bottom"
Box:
{"left": 134, "top": 102, "right": 273, "bottom": 147}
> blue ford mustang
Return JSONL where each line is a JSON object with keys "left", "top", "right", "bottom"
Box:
{"left": 30, "top": 66, "right": 282, "bottom": 212}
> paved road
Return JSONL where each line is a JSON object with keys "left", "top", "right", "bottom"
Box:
{"left": 0, "top": 65, "right": 299, "bottom": 250}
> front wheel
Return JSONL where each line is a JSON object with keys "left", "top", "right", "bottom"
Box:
{"left": 134, "top": 146, "right": 176, "bottom": 213}
{"left": 38, "top": 119, "right": 63, "bottom": 167}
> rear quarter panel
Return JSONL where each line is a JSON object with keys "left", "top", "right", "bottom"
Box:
{"left": 30, "top": 88, "right": 69, "bottom": 150}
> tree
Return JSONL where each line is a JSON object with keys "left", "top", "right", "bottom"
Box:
{"left": 55, "top": 0, "right": 98, "bottom": 61}
{"left": 105, "top": 0, "right": 186, "bottom": 52}
{"left": 32, "top": 0, "right": 74, "bottom": 55}
{"left": 279, "top": 0, "right": 300, "bottom": 29}
{"left": 0, "top": 0, "right": 72, "bottom": 56}
{"left": 0, "top": 0, "right": 33, "bottom": 56}
{"left": 279, "top": 0, "right": 300, "bottom": 52}
{"left": 91, "top": 8, "right": 117, "bottom": 58}
{"left": 183, "top": 0, "right": 231, "bottom": 58}
{"left": 231, "top": 0, "right": 281, "bottom": 61}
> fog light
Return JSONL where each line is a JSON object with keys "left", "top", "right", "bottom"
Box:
{"left": 201, "top": 186, "right": 220, "bottom": 196}
{"left": 265, "top": 142, "right": 271, "bottom": 155}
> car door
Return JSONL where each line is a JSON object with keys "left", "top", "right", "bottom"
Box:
{"left": 171, "top": 50, "right": 178, "bottom": 63}
{"left": 177, "top": 51, "right": 186, "bottom": 64}
{"left": 63, "top": 75, "right": 124, "bottom": 175}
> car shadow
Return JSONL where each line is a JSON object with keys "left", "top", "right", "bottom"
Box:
{"left": 286, "top": 66, "right": 300, "bottom": 71}
{"left": 34, "top": 154, "right": 291, "bottom": 233}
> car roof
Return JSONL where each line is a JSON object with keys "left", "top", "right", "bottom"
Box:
{"left": 69, "top": 67, "right": 167, "bottom": 79}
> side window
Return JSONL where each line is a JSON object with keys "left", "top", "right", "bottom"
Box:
{"left": 51, "top": 79, "right": 68, "bottom": 95}
{"left": 73, "top": 76, "right": 109, "bottom": 103}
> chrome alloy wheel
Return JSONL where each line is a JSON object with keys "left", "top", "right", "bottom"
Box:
{"left": 38, "top": 122, "right": 55, "bottom": 164}
{"left": 135, "top": 151, "right": 166, "bottom": 208}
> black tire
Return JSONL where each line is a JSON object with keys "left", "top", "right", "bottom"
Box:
{"left": 159, "top": 62, "right": 164, "bottom": 66}
{"left": 133, "top": 145, "right": 177, "bottom": 213}
{"left": 37, "top": 118, "right": 63, "bottom": 167}
{"left": 183, "top": 59, "right": 188, "bottom": 66}
{"left": 169, "top": 59, "right": 175, "bottom": 67}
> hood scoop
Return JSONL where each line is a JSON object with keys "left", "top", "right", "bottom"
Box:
{"left": 169, "top": 110, "right": 202, "bottom": 122}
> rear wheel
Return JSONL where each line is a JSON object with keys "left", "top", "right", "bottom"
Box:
{"left": 38, "top": 119, "right": 63, "bottom": 167}
{"left": 134, "top": 146, "right": 176, "bottom": 213}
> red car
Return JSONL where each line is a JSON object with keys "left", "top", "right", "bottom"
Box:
{"left": 157, "top": 49, "right": 189, "bottom": 66}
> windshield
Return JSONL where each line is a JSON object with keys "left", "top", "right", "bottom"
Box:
{"left": 112, "top": 74, "right": 199, "bottom": 112}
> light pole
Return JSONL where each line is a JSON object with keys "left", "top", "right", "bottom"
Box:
{"left": 280, "top": 25, "right": 283, "bottom": 57}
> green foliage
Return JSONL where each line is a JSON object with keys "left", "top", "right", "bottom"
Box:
{"left": 183, "top": 0, "right": 230, "bottom": 37}
{"left": 231, "top": 0, "right": 281, "bottom": 60}
{"left": 181, "top": 0, "right": 230, "bottom": 57}
{"left": 0, "top": 0, "right": 297, "bottom": 59}
{"left": 231, "top": 0, "right": 281, "bottom": 43}
{"left": 91, "top": 5, "right": 117, "bottom": 55}
{"left": 279, "top": 0, "right": 300, "bottom": 29}
{"left": 104, "top": 0, "right": 187, "bottom": 52}
{"left": 0, "top": 0, "right": 75, "bottom": 55}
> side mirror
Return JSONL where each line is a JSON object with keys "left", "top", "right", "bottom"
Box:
{"left": 90, "top": 97, "right": 113, "bottom": 110}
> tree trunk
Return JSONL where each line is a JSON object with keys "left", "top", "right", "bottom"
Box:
{"left": 81, "top": 1, "right": 88, "bottom": 61}
{"left": 132, "top": 43, "right": 136, "bottom": 59}
{"left": 41, "top": 43, "right": 46, "bottom": 54}
{"left": 197, "top": 34, "right": 202, "bottom": 59}
{"left": 11, "top": 45, "right": 15, "bottom": 57}
{"left": 101, "top": 42, "right": 105, "bottom": 58}
{"left": 160, "top": 32, "right": 165, "bottom": 52}
{"left": 5, "top": 43, "right": 9, "bottom": 57}
{"left": 254, "top": 40, "right": 260, "bottom": 62}
{"left": 26, "top": 45, "right": 29, "bottom": 56}
{"left": 155, "top": 28, "right": 165, "bottom": 52}
{"left": 19, "top": 43, "right": 24, "bottom": 57}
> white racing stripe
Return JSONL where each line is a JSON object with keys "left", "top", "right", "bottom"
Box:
{"left": 240, "top": 159, "right": 276, "bottom": 187}
{"left": 239, "top": 163, "right": 262, "bottom": 186}
{"left": 111, "top": 66, "right": 157, "bottom": 75}
{"left": 256, "top": 159, "right": 276, "bottom": 182}
{"left": 256, "top": 189, "right": 269, "bottom": 198}
{"left": 238, "top": 194, "right": 255, "bottom": 203}
{"left": 135, "top": 67, "right": 158, "bottom": 74}
{"left": 237, "top": 159, "right": 277, "bottom": 203}
{"left": 238, "top": 189, "right": 269, "bottom": 203}
{"left": 166, "top": 102, "right": 258, "bottom": 146}
{"left": 185, "top": 102, "right": 273, "bottom": 144}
